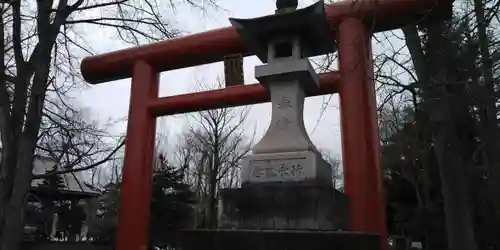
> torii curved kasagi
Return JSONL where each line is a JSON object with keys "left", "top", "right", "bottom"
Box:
{"left": 81, "top": 0, "right": 452, "bottom": 249}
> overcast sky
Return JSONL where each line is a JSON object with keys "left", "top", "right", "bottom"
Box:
{"left": 76, "top": 0, "right": 347, "bottom": 162}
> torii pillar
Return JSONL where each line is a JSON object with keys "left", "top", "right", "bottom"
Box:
{"left": 339, "top": 17, "right": 385, "bottom": 239}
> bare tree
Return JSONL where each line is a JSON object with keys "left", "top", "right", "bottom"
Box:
{"left": 471, "top": 0, "right": 500, "bottom": 247}
{"left": 0, "top": 0, "right": 216, "bottom": 249}
{"left": 33, "top": 102, "right": 125, "bottom": 179}
{"left": 172, "top": 79, "right": 254, "bottom": 229}
{"left": 318, "top": 148, "right": 342, "bottom": 190}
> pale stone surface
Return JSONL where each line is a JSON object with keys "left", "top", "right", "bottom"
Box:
{"left": 241, "top": 151, "right": 332, "bottom": 186}
{"left": 251, "top": 57, "right": 320, "bottom": 155}
{"left": 251, "top": 80, "right": 318, "bottom": 154}
{"left": 255, "top": 58, "right": 319, "bottom": 94}
{"left": 242, "top": 48, "right": 332, "bottom": 187}
{"left": 252, "top": 80, "right": 315, "bottom": 154}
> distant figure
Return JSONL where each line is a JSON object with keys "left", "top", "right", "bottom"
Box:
{"left": 276, "top": 0, "right": 298, "bottom": 11}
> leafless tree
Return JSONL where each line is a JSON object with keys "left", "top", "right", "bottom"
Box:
{"left": 373, "top": 23, "right": 479, "bottom": 249}
{"left": 374, "top": 1, "right": 500, "bottom": 246}
{"left": 172, "top": 79, "right": 254, "bottom": 229}
{"left": 34, "top": 102, "right": 126, "bottom": 180}
{"left": 0, "top": 0, "right": 217, "bottom": 249}
{"left": 318, "top": 148, "right": 342, "bottom": 189}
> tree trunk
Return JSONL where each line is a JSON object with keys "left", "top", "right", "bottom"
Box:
{"left": 207, "top": 166, "right": 218, "bottom": 228}
{"left": 472, "top": 0, "right": 500, "bottom": 248}
{"left": 1, "top": 41, "right": 52, "bottom": 249}
{"left": 0, "top": 147, "right": 16, "bottom": 233}
{"left": 403, "top": 23, "right": 477, "bottom": 250}
{"left": 1, "top": 149, "right": 35, "bottom": 250}
{"left": 207, "top": 149, "right": 219, "bottom": 229}
{"left": 432, "top": 128, "right": 477, "bottom": 250}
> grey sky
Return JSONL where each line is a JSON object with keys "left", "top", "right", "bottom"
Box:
{"left": 76, "top": 0, "right": 347, "bottom": 161}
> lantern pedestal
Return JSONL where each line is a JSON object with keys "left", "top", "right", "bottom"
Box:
{"left": 218, "top": 184, "right": 349, "bottom": 230}
{"left": 179, "top": 230, "right": 379, "bottom": 250}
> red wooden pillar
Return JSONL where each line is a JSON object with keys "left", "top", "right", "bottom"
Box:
{"left": 116, "top": 61, "right": 158, "bottom": 250}
{"left": 338, "top": 18, "right": 387, "bottom": 250}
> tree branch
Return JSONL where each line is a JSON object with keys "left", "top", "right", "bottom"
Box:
{"left": 33, "top": 139, "right": 126, "bottom": 179}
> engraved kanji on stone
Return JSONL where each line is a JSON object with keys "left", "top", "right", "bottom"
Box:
{"left": 253, "top": 166, "right": 264, "bottom": 178}
{"left": 276, "top": 117, "right": 293, "bottom": 129}
{"left": 278, "top": 164, "right": 290, "bottom": 177}
{"left": 265, "top": 167, "right": 278, "bottom": 178}
{"left": 277, "top": 95, "right": 293, "bottom": 109}
{"left": 291, "top": 164, "right": 302, "bottom": 176}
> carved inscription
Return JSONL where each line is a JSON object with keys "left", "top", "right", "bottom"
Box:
{"left": 276, "top": 117, "right": 293, "bottom": 129}
{"left": 277, "top": 95, "right": 292, "bottom": 109}
{"left": 275, "top": 94, "right": 294, "bottom": 130}
{"left": 250, "top": 158, "right": 305, "bottom": 181}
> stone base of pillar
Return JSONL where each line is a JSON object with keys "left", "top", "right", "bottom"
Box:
{"left": 218, "top": 185, "right": 349, "bottom": 230}
{"left": 179, "top": 229, "right": 380, "bottom": 250}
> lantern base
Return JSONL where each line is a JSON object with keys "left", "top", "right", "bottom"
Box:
{"left": 218, "top": 184, "right": 349, "bottom": 230}
{"left": 179, "top": 229, "right": 379, "bottom": 250}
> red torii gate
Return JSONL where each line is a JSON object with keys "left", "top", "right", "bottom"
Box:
{"left": 80, "top": 0, "right": 452, "bottom": 249}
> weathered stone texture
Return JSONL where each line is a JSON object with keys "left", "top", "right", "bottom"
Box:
{"left": 241, "top": 151, "right": 332, "bottom": 187}
{"left": 218, "top": 185, "right": 349, "bottom": 230}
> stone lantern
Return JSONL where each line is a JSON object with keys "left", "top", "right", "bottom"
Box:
{"left": 215, "top": 0, "right": 349, "bottom": 231}
{"left": 230, "top": 0, "right": 336, "bottom": 188}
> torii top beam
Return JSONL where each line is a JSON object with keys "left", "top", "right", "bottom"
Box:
{"left": 80, "top": 0, "right": 452, "bottom": 84}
